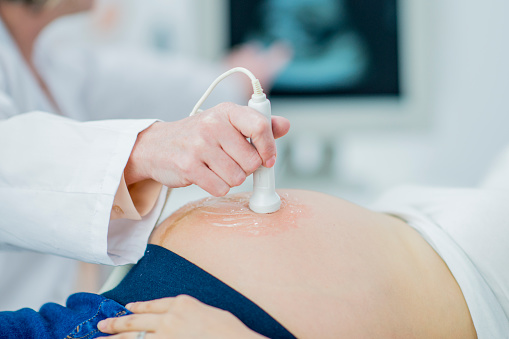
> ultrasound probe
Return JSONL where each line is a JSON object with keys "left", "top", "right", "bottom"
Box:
{"left": 190, "top": 67, "right": 281, "bottom": 214}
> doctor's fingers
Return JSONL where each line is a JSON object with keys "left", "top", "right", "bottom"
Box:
{"left": 191, "top": 164, "right": 231, "bottom": 197}
{"left": 271, "top": 116, "right": 291, "bottom": 140}
{"left": 219, "top": 127, "right": 262, "bottom": 176}
{"left": 203, "top": 147, "right": 248, "bottom": 188}
{"left": 227, "top": 105, "right": 277, "bottom": 167}
{"left": 218, "top": 117, "right": 290, "bottom": 175}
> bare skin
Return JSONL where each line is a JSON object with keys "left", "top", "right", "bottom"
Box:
{"left": 145, "top": 190, "right": 476, "bottom": 338}
{"left": 0, "top": 0, "right": 94, "bottom": 62}
{"left": 0, "top": 0, "right": 94, "bottom": 110}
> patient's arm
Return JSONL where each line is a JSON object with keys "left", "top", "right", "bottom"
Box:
{"left": 149, "top": 189, "right": 476, "bottom": 339}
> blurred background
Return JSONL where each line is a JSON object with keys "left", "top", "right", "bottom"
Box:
{"left": 55, "top": 0, "right": 509, "bottom": 208}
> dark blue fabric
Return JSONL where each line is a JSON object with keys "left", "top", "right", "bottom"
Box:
{"left": 0, "top": 245, "right": 295, "bottom": 338}
{"left": 0, "top": 292, "right": 128, "bottom": 339}
{"left": 103, "top": 244, "right": 296, "bottom": 339}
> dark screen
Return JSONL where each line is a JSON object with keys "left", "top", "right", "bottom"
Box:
{"left": 230, "top": 0, "right": 400, "bottom": 97}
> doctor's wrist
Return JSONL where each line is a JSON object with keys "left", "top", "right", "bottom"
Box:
{"left": 124, "top": 122, "right": 161, "bottom": 186}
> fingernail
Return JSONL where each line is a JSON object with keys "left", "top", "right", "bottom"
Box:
{"left": 266, "top": 155, "right": 276, "bottom": 168}
{"left": 125, "top": 303, "right": 134, "bottom": 310}
{"left": 97, "top": 320, "right": 107, "bottom": 330}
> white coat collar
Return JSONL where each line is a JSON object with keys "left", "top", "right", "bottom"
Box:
{"left": 0, "top": 16, "right": 15, "bottom": 48}
{"left": 0, "top": 16, "right": 59, "bottom": 113}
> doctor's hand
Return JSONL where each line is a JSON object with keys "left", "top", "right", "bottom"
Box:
{"left": 124, "top": 102, "right": 290, "bottom": 196}
{"left": 97, "top": 295, "right": 266, "bottom": 339}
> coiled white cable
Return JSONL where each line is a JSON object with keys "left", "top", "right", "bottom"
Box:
{"left": 189, "top": 67, "right": 264, "bottom": 116}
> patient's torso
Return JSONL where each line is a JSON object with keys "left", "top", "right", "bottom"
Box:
{"left": 150, "top": 190, "right": 476, "bottom": 339}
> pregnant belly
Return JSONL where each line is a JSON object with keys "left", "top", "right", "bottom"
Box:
{"left": 150, "top": 190, "right": 476, "bottom": 339}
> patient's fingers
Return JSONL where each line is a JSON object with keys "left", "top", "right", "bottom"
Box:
{"left": 126, "top": 297, "right": 176, "bottom": 314}
{"left": 98, "top": 295, "right": 260, "bottom": 338}
{"left": 97, "top": 314, "right": 163, "bottom": 334}
{"left": 97, "top": 334, "right": 156, "bottom": 339}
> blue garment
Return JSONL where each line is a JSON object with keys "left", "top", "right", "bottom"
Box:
{"left": 0, "top": 245, "right": 295, "bottom": 339}
{"left": 0, "top": 293, "right": 128, "bottom": 338}
{"left": 103, "top": 244, "right": 296, "bottom": 339}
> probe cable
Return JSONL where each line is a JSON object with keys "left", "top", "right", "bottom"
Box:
{"left": 189, "top": 67, "right": 264, "bottom": 116}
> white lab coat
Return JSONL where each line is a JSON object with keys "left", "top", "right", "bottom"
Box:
{"left": 0, "top": 15, "right": 242, "bottom": 310}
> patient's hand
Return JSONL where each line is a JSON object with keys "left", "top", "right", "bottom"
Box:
{"left": 97, "top": 295, "right": 265, "bottom": 339}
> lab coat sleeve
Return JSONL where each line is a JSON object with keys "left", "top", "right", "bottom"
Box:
{"left": 0, "top": 111, "right": 164, "bottom": 265}
{"left": 111, "top": 175, "right": 163, "bottom": 221}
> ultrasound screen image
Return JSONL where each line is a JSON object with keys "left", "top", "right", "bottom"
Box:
{"left": 230, "top": 0, "right": 400, "bottom": 97}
